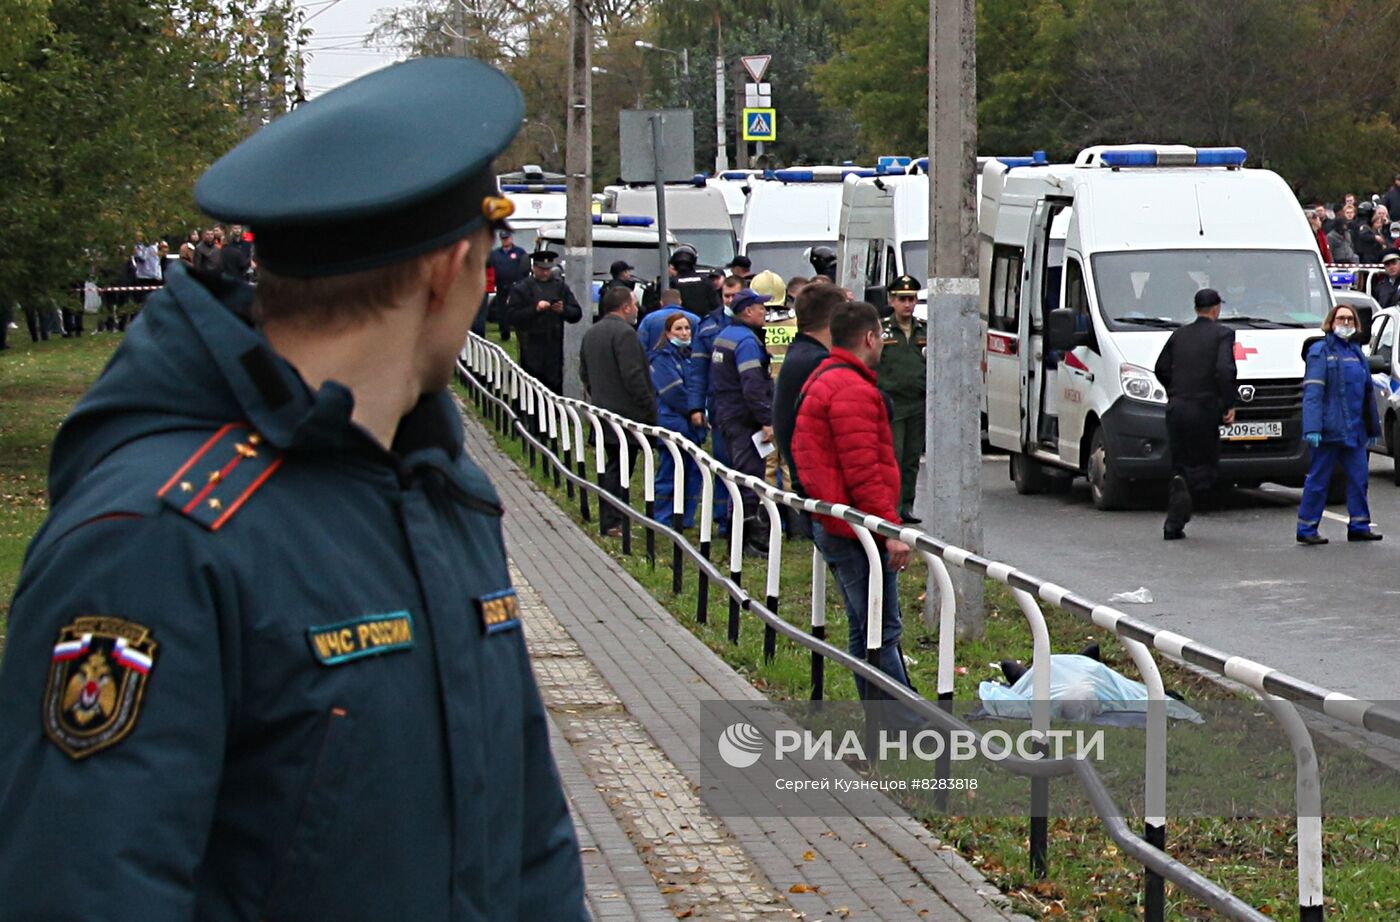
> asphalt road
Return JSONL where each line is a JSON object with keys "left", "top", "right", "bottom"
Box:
{"left": 970, "top": 454, "right": 1400, "bottom": 702}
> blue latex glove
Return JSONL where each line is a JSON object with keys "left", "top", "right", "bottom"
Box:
{"left": 1304, "top": 432, "right": 1321, "bottom": 448}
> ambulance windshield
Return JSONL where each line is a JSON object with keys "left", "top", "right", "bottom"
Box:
{"left": 1093, "top": 250, "right": 1332, "bottom": 331}
{"left": 674, "top": 229, "right": 738, "bottom": 269}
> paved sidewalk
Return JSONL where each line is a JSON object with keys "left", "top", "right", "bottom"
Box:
{"left": 465, "top": 411, "right": 1030, "bottom": 921}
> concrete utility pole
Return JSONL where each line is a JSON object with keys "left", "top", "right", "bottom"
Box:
{"left": 714, "top": 17, "right": 728, "bottom": 173}
{"left": 562, "top": 0, "right": 594, "bottom": 399}
{"left": 923, "top": 0, "right": 984, "bottom": 637}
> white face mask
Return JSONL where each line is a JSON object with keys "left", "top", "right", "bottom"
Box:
{"left": 1334, "top": 323, "right": 1356, "bottom": 339}
{"left": 670, "top": 336, "right": 691, "bottom": 348}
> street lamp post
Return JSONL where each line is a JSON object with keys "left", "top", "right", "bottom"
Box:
{"left": 635, "top": 39, "right": 689, "bottom": 107}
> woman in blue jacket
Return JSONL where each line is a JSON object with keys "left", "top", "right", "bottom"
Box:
{"left": 1297, "top": 303, "right": 1383, "bottom": 544}
{"left": 650, "top": 312, "right": 706, "bottom": 528}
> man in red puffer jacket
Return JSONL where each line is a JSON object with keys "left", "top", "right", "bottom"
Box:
{"left": 791, "top": 300, "right": 918, "bottom": 709}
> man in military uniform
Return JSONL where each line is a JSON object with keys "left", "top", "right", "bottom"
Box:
{"left": 878, "top": 275, "right": 927, "bottom": 523}
{"left": 506, "top": 249, "right": 583, "bottom": 393}
{"left": 0, "top": 59, "right": 585, "bottom": 920}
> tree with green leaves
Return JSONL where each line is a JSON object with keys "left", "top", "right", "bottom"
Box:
{"left": 817, "top": 0, "right": 1400, "bottom": 201}
{"left": 0, "top": 0, "right": 303, "bottom": 312}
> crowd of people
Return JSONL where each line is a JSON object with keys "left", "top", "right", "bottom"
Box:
{"left": 1308, "top": 176, "right": 1400, "bottom": 309}
{"left": 0, "top": 224, "right": 255, "bottom": 352}
{"left": 499, "top": 233, "right": 932, "bottom": 708}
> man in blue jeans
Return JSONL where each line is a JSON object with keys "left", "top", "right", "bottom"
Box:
{"left": 790, "top": 300, "right": 918, "bottom": 710}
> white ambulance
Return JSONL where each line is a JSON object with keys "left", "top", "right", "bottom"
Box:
{"left": 837, "top": 168, "right": 927, "bottom": 306}
{"left": 739, "top": 168, "right": 853, "bottom": 282}
{"left": 979, "top": 144, "right": 1332, "bottom": 509}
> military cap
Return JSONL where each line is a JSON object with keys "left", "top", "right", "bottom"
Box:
{"left": 195, "top": 58, "right": 523, "bottom": 278}
{"left": 889, "top": 274, "right": 921, "bottom": 295}
{"left": 531, "top": 250, "right": 559, "bottom": 264}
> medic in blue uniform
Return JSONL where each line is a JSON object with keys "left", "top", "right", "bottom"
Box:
{"left": 649, "top": 313, "right": 706, "bottom": 528}
{"left": 692, "top": 297, "right": 734, "bottom": 524}
{"left": 1297, "top": 303, "right": 1384, "bottom": 544}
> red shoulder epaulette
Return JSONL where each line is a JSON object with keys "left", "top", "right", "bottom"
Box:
{"left": 156, "top": 423, "right": 283, "bottom": 531}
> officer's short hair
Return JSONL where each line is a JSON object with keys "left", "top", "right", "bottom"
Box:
{"left": 254, "top": 230, "right": 489, "bottom": 326}
{"left": 660, "top": 290, "right": 682, "bottom": 306}
{"left": 830, "top": 300, "right": 881, "bottom": 350}
{"left": 600, "top": 285, "right": 635, "bottom": 314}
{"left": 722, "top": 275, "right": 744, "bottom": 290}
{"left": 795, "top": 281, "right": 845, "bottom": 333}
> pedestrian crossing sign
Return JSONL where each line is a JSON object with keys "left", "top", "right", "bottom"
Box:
{"left": 742, "top": 108, "right": 777, "bottom": 142}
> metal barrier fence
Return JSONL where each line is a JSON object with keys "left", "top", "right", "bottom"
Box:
{"left": 459, "top": 333, "right": 1400, "bottom": 922}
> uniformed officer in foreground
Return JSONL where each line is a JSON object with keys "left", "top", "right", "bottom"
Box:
{"left": 1154, "top": 287, "right": 1238, "bottom": 540}
{"left": 506, "top": 249, "right": 583, "bottom": 393}
{"left": 879, "top": 275, "right": 927, "bottom": 523}
{"left": 0, "top": 59, "right": 586, "bottom": 920}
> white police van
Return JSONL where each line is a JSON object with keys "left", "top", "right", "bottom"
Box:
{"left": 739, "top": 167, "right": 853, "bottom": 282}
{"left": 604, "top": 179, "right": 736, "bottom": 270}
{"left": 979, "top": 144, "right": 1333, "bottom": 509}
{"left": 534, "top": 214, "right": 678, "bottom": 304}
{"left": 498, "top": 165, "right": 567, "bottom": 254}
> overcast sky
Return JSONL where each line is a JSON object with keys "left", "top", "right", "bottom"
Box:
{"left": 297, "top": 0, "right": 401, "bottom": 98}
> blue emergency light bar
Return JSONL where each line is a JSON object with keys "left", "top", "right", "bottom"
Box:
{"left": 1329, "top": 270, "right": 1357, "bottom": 289}
{"left": 720, "top": 171, "right": 751, "bottom": 180}
{"left": 690, "top": 174, "right": 708, "bottom": 186}
{"left": 1098, "top": 147, "right": 1247, "bottom": 169}
{"left": 770, "top": 166, "right": 901, "bottom": 182}
{"left": 593, "top": 214, "right": 654, "bottom": 227}
{"left": 501, "top": 183, "right": 567, "bottom": 193}
{"left": 877, "top": 155, "right": 913, "bottom": 169}
{"left": 996, "top": 151, "right": 1049, "bottom": 168}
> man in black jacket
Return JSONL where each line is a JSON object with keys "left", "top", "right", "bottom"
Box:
{"left": 772, "top": 281, "right": 844, "bottom": 539}
{"left": 773, "top": 281, "right": 845, "bottom": 496}
{"left": 505, "top": 250, "right": 582, "bottom": 393}
{"left": 580, "top": 286, "right": 657, "bottom": 536}
{"left": 1153, "top": 288, "right": 1238, "bottom": 540}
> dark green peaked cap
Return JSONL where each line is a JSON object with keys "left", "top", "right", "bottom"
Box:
{"left": 195, "top": 58, "right": 524, "bottom": 278}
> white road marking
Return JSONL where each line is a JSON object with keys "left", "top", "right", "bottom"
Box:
{"left": 1249, "top": 485, "right": 1351, "bottom": 525}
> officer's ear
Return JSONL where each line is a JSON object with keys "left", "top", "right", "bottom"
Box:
{"left": 423, "top": 236, "right": 478, "bottom": 314}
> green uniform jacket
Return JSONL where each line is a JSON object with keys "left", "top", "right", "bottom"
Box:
{"left": 878, "top": 316, "right": 928, "bottom": 419}
{"left": 0, "top": 266, "right": 585, "bottom": 921}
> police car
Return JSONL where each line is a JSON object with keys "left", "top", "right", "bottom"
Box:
{"left": 604, "top": 177, "right": 736, "bottom": 270}
{"left": 498, "top": 164, "right": 567, "bottom": 253}
{"left": 534, "top": 214, "right": 678, "bottom": 303}
{"left": 1365, "top": 304, "right": 1400, "bottom": 483}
